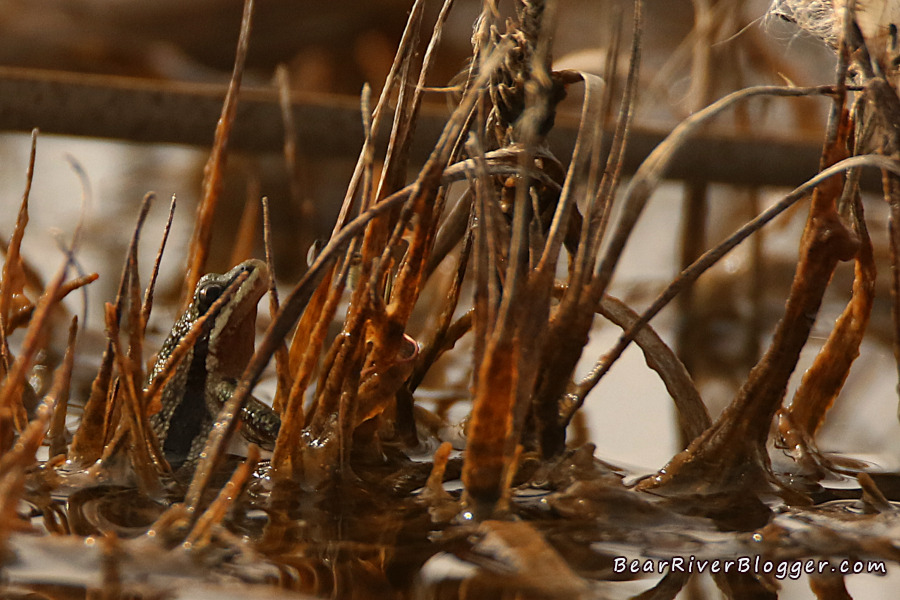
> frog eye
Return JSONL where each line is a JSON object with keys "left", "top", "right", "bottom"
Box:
{"left": 197, "top": 283, "right": 225, "bottom": 312}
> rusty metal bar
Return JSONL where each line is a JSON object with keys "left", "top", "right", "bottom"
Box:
{"left": 0, "top": 65, "right": 827, "bottom": 189}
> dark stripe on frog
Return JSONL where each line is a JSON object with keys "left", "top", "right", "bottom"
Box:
{"left": 162, "top": 325, "right": 211, "bottom": 469}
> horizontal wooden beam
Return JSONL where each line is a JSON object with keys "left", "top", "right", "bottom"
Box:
{"left": 0, "top": 66, "right": 829, "bottom": 189}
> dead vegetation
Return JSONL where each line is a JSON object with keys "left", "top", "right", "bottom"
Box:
{"left": 3, "top": 1, "right": 900, "bottom": 599}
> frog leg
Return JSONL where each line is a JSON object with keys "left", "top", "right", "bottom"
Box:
{"left": 208, "top": 378, "right": 281, "bottom": 450}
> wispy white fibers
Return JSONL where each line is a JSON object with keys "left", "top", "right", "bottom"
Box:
{"left": 768, "top": 0, "right": 900, "bottom": 60}
{"left": 768, "top": 0, "right": 841, "bottom": 47}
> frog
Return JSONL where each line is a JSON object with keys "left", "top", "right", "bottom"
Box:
{"left": 148, "top": 259, "right": 281, "bottom": 470}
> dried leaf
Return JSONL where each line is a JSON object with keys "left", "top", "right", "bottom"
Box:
{"left": 182, "top": 0, "right": 255, "bottom": 302}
